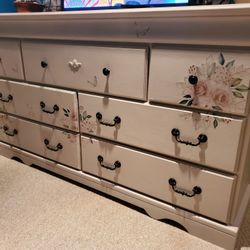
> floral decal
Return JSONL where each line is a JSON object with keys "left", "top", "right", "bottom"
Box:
{"left": 60, "top": 108, "right": 78, "bottom": 131}
{"left": 180, "top": 112, "right": 232, "bottom": 130}
{"left": 79, "top": 106, "right": 96, "bottom": 133}
{"left": 179, "top": 53, "right": 250, "bottom": 113}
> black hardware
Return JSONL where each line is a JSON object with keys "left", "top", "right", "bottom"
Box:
{"left": 40, "top": 101, "right": 59, "bottom": 114}
{"left": 41, "top": 61, "right": 48, "bottom": 68}
{"left": 0, "top": 93, "right": 13, "bottom": 103}
{"left": 102, "top": 68, "right": 110, "bottom": 76}
{"left": 97, "top": 155, "right": 121, "bottom": 170}
{"left": 3, "top": 126, "right": 18, "bottom": 137}
{"left": 168, "top": 178, "right": 202, "bottom": 197}
{"left": 171, "top": 128, "right": 207, "bottom": 146}
{"left": 188, "top": 75, "right": 198, "bottom": 85}
{"left": 44, "top": 139, "right": 63, "bottom": 152}
{"left": 96, "top": 112, "right": 121, "bottom": 127}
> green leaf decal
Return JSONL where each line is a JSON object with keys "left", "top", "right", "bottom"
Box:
{"left": 235, "top": 84, "right": 250, "bottom": 92}
{"left": 87, "top": 115, "right": 92, "bottom": 119}
{"left": 179, "top": 99, "right": 189, "bottom": 105}
{"left": 212, "top": 106, "right": 223, "bottom": 111}
{"left": 213, "top": 119, "right": 218, "bottom": 129}
{"left": 219, "top": 53, "right": 225, "bottom": 65}
{"left": 187, "top": 100, "right": 193, "bottom": 106}
{"left": 231, "top": 78, "right": 242, "bottom": 87}
{"left": 233, "top": 91, "right": 244, "bottom": 98}
{"left": 225, "top": 60, "right": 235, "bottom": 69}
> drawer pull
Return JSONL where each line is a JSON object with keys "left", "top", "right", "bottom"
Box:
{"left": 40, "top": 102, "right": 59, "bottom": 114}
{"left": 97, "top": 155, "right": 121, "bottom": 170}
{"left": 96, "top": 112, "right": 121, "bottom": 127}
{"left": 69, "top": 59, "right": 82, "bottom": 72}
{"left": 188, "top": 75, "right": 198, "bottom": 85}
{"left": 102, "top": 68, "right": 110, "bottom": 76}
{"left": 3, "top": 126, "right": 18, "bottom": 136}
{"left": 171, "top": 128, "right": 207, "bottom": 146}
{"left": 0, "top": 93, "right": 13, "bottom": 103}
{"left": 168, "top": 178, "right": 202, "bottom": 197}
{"left": 41, "top": 61, "right": 48, "bottom": 68}
{"left": 44, "top": 139, "right": 63, "bottom": 151}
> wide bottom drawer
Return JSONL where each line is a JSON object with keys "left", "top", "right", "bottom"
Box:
{"left": 81, "top": 136, "right": 235, "bottom": 223}
{"left": 0, "top": 113, "right": 81, "bottom": 169}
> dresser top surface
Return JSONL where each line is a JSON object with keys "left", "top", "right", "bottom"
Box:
{"left": 0, "top": 4, "right": 250, "bottom": 46}
{"left": 1, "top": 4, "right": 250, "bottom": 20}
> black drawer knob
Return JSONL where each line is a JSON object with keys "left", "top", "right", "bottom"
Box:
{"left": 188, "top": 75, "right": 198, "bottom": 85}
{"left": 41, "top": 61, "right": 48, "bottom": 68}
{"left": 102, "top": 68, "right": 110, "bottom": 76}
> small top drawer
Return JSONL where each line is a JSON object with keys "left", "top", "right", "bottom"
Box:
{"left": 79, "top": 93, "right": 244, "bottom": 173}
{"left": 22, "top": 41, "right": 147, "bottom": 101}
{"left": 149, "top": 47, "right": 250, "bottom": 116}
{"left": 0, "top": 80, "right": 79, "bottom": 132}
{"left": 0, "top": 40, "right": 24, "bottom": 80}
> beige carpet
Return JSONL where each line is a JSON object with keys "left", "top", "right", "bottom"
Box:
{"left": 0, "top": 155, "right": 244, "bottom": 250}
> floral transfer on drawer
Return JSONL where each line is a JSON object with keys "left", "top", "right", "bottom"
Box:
{"left": 79, "top": 106, "right": 97, "bottom": 133}
{"left": 180, "top": 112, "right": 232, "bottom": 130}
{"left": 60, "top": 108, "right": 78, "bottom": 131}
{"left": 179, "top": 53, "right": 250, "bottom": 113}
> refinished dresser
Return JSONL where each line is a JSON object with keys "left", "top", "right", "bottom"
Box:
{"left": 0, "top": 5, "right": 250, "bottom": 249}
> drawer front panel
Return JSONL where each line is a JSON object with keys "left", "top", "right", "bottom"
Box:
{"left": 81, "top": 136, "right": 234, "bottom": 223}
{"left": 22, "top": 41, "right": 147, "bottom": 100}
{"left": 0, "top": 80, "right": 79, "bottom": 131}
{"left": 79, "top": 93, "right": 243, "bottom": 172}
{"left": 149, "top": 47, "right": 250, "bottom": 115}
{"left": 0, "top": 114, "right": 81, "bottom": 169}
{"left": 0, "top": 40, "right": 24, "bottom": 80}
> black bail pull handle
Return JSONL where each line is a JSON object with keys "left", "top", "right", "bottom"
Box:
{"left": 44, "top": 139, "right": 63, "bottom": 152}
{"left": 0, "top": 93, "right": 13, "bottom": 103}
{"left": 168, "top": 178, "right": 202, "bottom": 198}
{"left": 3, "top": 126, "right": 18, "bottom": 137}
{"left": 171, "top": 128, "right": 207, "bottom": 146}
{"left": 40, "top": 101, "right": 59, "bottom": 114}
{"left": 97, "top": 155, "right": 121, "bottom": 170}
{"left": 96, "top": 112, "right": 121, "bottom": 127}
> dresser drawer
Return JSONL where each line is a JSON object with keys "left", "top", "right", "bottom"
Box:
{"left": 22, "top": 41, "right": 147, "bottom": 100}
{"left": 79, "top": 93, "right": 243, "bottom": 172}
{"left": 0, "top": 114, "right": 81, "bottom": 169}
{"left": 81, "top": 136, "right": 234, "bottom": 223}
{"left": 149, "top": 47, "right": 250, "bottom": 116}
{"left": 0, "top": 40, "right": 24, "bottom": 80}
{"left": 0, "top": 80, "right": 79, "bottom": 132}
